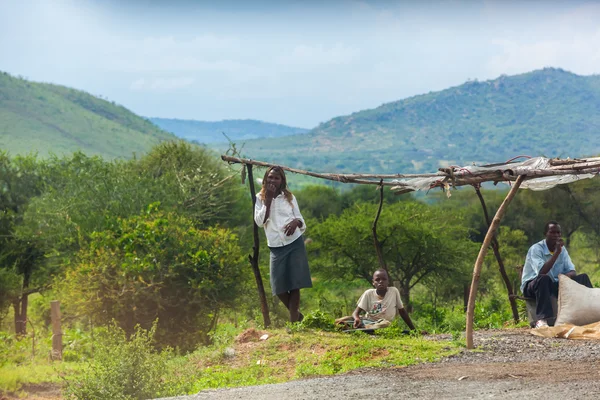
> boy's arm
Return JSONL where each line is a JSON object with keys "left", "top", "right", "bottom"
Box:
{"left": 399, "top": 308, "right": 416, "bottom": 331}
{"left": 352, "top": 306, "right": 365, "bottom": 328}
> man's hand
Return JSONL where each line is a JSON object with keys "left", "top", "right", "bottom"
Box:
{"left": 555, "top": 239, "right": 564, "bottom": 255}
{"left": 284, "top": 219, "right": 302, "bottom": 236}
{"left": 353, "top": 317, "right": 362, "bottom": 329}
{"left": 540, "top": 237, "right": 565, "bottom": 276}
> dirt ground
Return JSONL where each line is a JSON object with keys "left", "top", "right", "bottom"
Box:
{"left": 1, "top": 383, "right": 62, "bottom": 400}
{"left": 163, "top": 328, "right": 600, "bottom": 400}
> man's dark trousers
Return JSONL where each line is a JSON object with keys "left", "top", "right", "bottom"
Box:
{"left": 524, "top": 274, "right": 593, "bottom": 321}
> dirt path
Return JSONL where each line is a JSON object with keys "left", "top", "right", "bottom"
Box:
{"left": 163, "top": 328, "right": 600, "bottom": 399}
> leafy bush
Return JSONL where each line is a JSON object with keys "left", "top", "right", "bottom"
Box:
{"left": 63, "top": 322, "right": 182, "bottom": 400}
{"left": 58, "top": 206, "right": 249, "bottom": 350}
{"left": 62, "top": 327, "right": 95, "bottom": 362}
{"left": 298, "top": 310, "right": 336, "bottom": 331}
{"left": 0, "top": 331, "right": 16, "bottom": 367}
{"left": 443, "top": 308, "right": 467, "bottom": 332}
{"left": 473, "top": 295, "right": 513, "bottom": 329}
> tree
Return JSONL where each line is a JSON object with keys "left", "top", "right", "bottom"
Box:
{"left": 340, "top": 184, "right": 410, "bottom": 209}
{"left": 132, "top": 141, "right": 246, "bottom": 227}
{"left": 311, "top": 201, "right": 477, "bottom": 307}
{"left": 58, "top": 206, "right": 249, "bottom": 350}
{"left": 0, "top": 153, "right": 48, "bottom": 334}
{"left": 13, "top": 142, "right": 245, "bottom": 334}
{"left": 295, "top": 185, "right": 343, "bottom": 220}
{"left": 495, "top": 228, "right": 530, "bottom": 293}
{"left": 20, "top": 142, "right": 245, "bottom": 261}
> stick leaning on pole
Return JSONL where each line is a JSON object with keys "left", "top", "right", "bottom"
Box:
{"left": 465, "top": 175, "right": 525, "bottom": 349}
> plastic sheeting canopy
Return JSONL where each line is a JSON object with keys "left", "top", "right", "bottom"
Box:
{"left": 390, "top": 156, "right": 600, "bottom": 194}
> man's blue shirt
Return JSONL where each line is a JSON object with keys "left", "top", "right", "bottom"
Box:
{"left": 521, "top": 239, "right": 575, "bottom": 293}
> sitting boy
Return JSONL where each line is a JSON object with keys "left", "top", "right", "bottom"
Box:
{"left": 336, "top": 269, "right": 416, "bottom": 331}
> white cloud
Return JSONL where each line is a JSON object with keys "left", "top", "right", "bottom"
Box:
{"left": 112, "top": 57, "right": 249, "bottom": 73}
{"left": 485, "top": 2, "right": 600, "bottom": 77}
{"left": 101, "top": 35, "right": 251, "bottom": 73}
{"left": 277, "top": 43, "right": 361, "bottom": 67}
{"left": 487, "top": 39, "right": 562, "bottom": 76}
{"left": 487, "top": 32, "right": 600, "bottom": 77}
{"left": 130, "top": 77, "right": 196, "bottom": 91}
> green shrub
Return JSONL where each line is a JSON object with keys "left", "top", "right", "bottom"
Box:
{"left": 58, "top": 206, "right": 248, "bottom": 351}
{"left": 0, "top": 331, "right": 15, "bottom": 367}
{"left": 473, "top": 295, "right": 513, "bottom": 329}
{"left": 63, "top": 322, "right": 181, "bottom": 400}
{"left": 443, "top": 308, "right": 467, "bottom": 332}
{"left": 61, "top": 327, "right": 95, "bottom": 362}
{"left": 299, "top": 310, "right": 335, "bottom": 331}
{"left": 284, "top": 310, "right": 336, "bottom": 333}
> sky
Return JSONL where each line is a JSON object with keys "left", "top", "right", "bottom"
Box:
{"left": 2, "top": 0, "right": 600, "bottom": 128}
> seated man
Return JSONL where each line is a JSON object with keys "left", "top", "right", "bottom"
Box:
{"left": 336, "top": 269, "right": 416, "bottom": 331}
{"left": 521, "top": 220, "right": 593, "bottom": 328}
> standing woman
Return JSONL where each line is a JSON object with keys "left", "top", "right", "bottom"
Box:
{"left": 254, "top": 166, "right": 312, "bottom": 322}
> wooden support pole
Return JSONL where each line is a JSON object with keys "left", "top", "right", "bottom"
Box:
{"left": 221, "top": 155, "right": 444, "bottom": 183}
{"left": 466, "top": 175, "right": 525, "bottom": 349}
{"left": 247, "top": 165, "right": 271, "bottom": 328}
{"left": 50, "top": 300, "right": 62, "bottom": 361}
{"left": 473, "top": 186, "right": 520, "bottom": 323}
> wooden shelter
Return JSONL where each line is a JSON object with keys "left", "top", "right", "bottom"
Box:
{"left": 222, "top": 154, "right": 600, "bottom": 349}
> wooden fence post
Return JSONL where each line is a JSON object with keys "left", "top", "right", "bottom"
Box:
{"left": 50, "top": 300, "right": 62, "bottom": 360}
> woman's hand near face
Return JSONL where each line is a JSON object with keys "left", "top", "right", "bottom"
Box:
{"left": 265, "top": 183, "right": 277, "bottom": 201}
{"left": 284, "top": 219, "right": 301, "bottom": 236}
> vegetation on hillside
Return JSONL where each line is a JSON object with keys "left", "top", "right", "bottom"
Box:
{"left": 0, "top": 72, "right": 177, "bottom": 159}
{"left": 228, "top": 68, "right": 600, "bottom": 173}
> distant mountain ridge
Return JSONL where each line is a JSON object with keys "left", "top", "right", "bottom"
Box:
{"left": 150, "top": 118, "right": 309, "bottom": 144}
{"left": 233, "top": 68, "right": 600, "bottom": 173}
{"left": 0, "top": 72, "right": 177, "bottom": 159}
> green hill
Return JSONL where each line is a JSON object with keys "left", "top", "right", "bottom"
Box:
{"left": 0, "top": 72, "right": 177, "bottom": 159}
{"left": 150, "top": 118, "right": 308, "bottom": 144}
{"left": 227, "top": 68, "right": 600, "bottom": 173}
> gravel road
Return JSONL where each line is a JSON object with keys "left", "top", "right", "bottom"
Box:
{"left": 162, "top": 328, "right": 600, "bottom": 400}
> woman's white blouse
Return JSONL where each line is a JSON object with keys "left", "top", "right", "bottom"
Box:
{"left": 254, "top": 193, "right": 306, "bottom": 247}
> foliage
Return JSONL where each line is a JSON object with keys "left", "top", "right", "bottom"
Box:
{"left": 0, "top": 268, "right": 20, "bottom": 321}
{"left": 0, "top": 152, "right": 48, "bottom": 324}
{"left": 58, "top": 206, "right": 249, "bottom": 350}
{"left": 63, "top": 322, "right": 183, "bottom": 400}
{"left": 20, "top": 142, "right": 243, "bottom": 259}
{"left": 311, "top": 201, "right": 478, "bottom": 305}
{"left": 295, "top": 185, "right": 343, "bottom": 220}
{"left": 340, "top": 184, "right": 410, "bottom": 207}
{"left": 8, "top": 143, "right": 246, "bottom": 337}
{"left": 132, "top": 141, "right": 246, "bottom": 227}
{"left": 0, "top": 327, "right": 83, "bottom": 393}
{"left": 292, "top": 310, "right": 336, "bottom": 332}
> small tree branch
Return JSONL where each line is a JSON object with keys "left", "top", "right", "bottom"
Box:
{"left": 372, "top": 180, "right": 387, "bottom": 271}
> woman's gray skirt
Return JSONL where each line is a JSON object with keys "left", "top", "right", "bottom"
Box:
{"left": 269, "top": 235, "right": 312, "bottom": 295}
